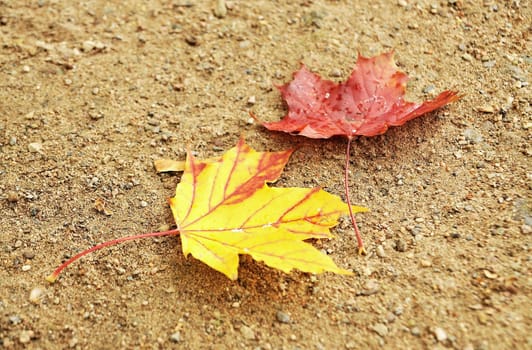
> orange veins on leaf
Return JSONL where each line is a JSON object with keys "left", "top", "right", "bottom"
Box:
{"left": 170, "top": 138, "right": 365, "bottom": 280}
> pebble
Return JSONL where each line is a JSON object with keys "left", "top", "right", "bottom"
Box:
{"left": 14, "top": 239, "right": 22, "bottom": 248}
{"left": 395, "top": 239, "right": 407, "bottom": 252}
{"left": 420, "top": 259, "right": 432, "bottom": 267}
{"left": 9, "top": 315, "right": 22, "bottom": 325}
{"left": 28, "top": 142, "right": 43, "bottom": 153}
{"left": 359, "top": 279, "right": 380, "bottom": 296}
{"left": 376, "top": 245, "right": 386, "bottom": 258}
{"left": 463, "top": 128, "right": 483, "bottom": 144}
{"left": 213, "top": 0, "right": 227, "bottom": 18}
{"left": 345, "top": 341, "right": 357, "bottom": 349}
{"left": 64, "top": 78, "right": 72, "bottom": 85}
{"left": 22, "top": 265, "right": 31, "bottom": 271}
{"left": 477, "top": 105, "right": 495, "bottom": 113}
{"left": 330, "top": 68, "right": 342, "bottom": 77}
{"left": 483, "top": 60, "right": 496, "bottom": 68}
{"left": 393, "top": 305, "right": 404, "bottom": 316}
{"left": 19, "top": 330, "right": 34, "bottom": 344}
{"left": 7, "top": 191, "right": 19, "bottom": 203}
{"left": 434, "top": 327, "right": 448, "bottom": 342}
{"left": 462, "top": 53, "right": 474, "bottom": 62}
{"left": 276, "top": 311, "right": 291, "bottom": 323}
{"left": 29, "top": 287, "right": 44, "bottom": 303}
{"left": 247, "top": 95, "right": 256, "bottom": 105}
{"left": 422, "top": 85, "right": 436, "bottom": 94}
{"left": 23, "top": 251, "right": 35, "bottom": 259}
{"left": 240, "top": 325, "right": 255, "bottom": 340}
{"left": 185, "top": 35, "right": 198, "bottom": 46}
{"left": 69, "top": 337, "right": 78, "bottom": 347}
{"left": 170, "top": 331, "right": 181, "bottom": 343}
{"left": 139, "top": 200, "right": 148, "bottom": 208}
{"left": 371, "top": 323, "right": 388, "bottom": 337}
{"left": 9, "top": 136, "right": 17, "bottom": 145}
{"left": 22, "top": 65, "right": 31, "bottom": 73}
{"left": 410, "top": 326, "right": 421, "bottom": 336}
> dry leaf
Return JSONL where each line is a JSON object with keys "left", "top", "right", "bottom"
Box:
{"left": 169, "top": 138, "right": 364, "bottom": 279}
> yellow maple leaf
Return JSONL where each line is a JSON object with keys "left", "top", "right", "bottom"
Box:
{"left": 169, "top": 138, "right": 367, "bottom": 280}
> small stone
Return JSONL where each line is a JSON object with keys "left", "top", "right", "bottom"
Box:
{"left": 23, "top": 251, "right": 35, "bottom": 259}
{"left": 170, "top": 331, "right": 181, "bottom": 343}
{"left": 330, "top": 68, "right": 342, "bottom": 77}
{"left": 7, "top": 191, "right": 19, "bottom": 203}
{"left": 395, "top": 239, "right": 407, "bottom": 252}
{"left": 477, "top": 312, "right": 488, "bottom": 325}
{"left": 22, "top": 265, "right": 31, "bottom": 271}
{"left": 69, "top": 337, "right": 78, "bottom": 348}
{"left": 247, "top": 95, "right": 256, "bottom": 105}
{"left": 231, "top": 301, "right": 240, "bottom": 308}
{"left": 92, "top": 87, "right": 99, "bottom": 95}
{"left": 376, "top": 245, "right": 386, "bottom": 258}
{"left": 9, "top": 315, "right": 21, "bottom": 324}
{"left": 28, "top": 142, "right": 43, "bottom": 153}
{"left": 397, "top": 0, "right": 407, "bottom": 7}
{"left": 185, "top": 35, "right": 198, "bottom": 46}
{"left": 22, "top": 65, "right": 31, "bottom": 73}
{"left": 246, "top": 117, "right": 255, "bottom": 125}
{"left": 434, "top": 327, "right": 447, "bottom": 342}
{"left": 359, "top": 279, "right": 380, "bottom": 296}
{"left": 483, "top": 270, "right": 497, "bottom": 279}
{"left": 393, "top": 305, "right": 404, "bottom": 316}
{"left": 420, "top": 259, "right": 432, "bottom": 267}
{"left": 345, "top": 341, "right": 357, "bottom": 349}
{"left": 411, "top": 326, "right": 421, "bottom": 336}
{"left": 476, "top": 105, "right": 495, "bottom": 113}
{"left": 451, "top": 232, "right": 461, "bottom": 239}
{"left": 239, "top": 40, "right": 251, "bottom": 49}
{"left": 371, "top": 323, "right": 388, "bottom": 337}
{"left": 240, "top": 325, "right": 255, "bottom": 340}
{"left": 276, "top": 311, "right": 291, "bottom": 323}
{"left": 64, "top": 78, "right": 72, "bottom": 85}
{"left": 213, "top": 0, "right": 227, "bottom": 18}
{"left": 19, "top": 330, "right": 34, "bottom": 344}
{"left": 462, "top": 53, "right": 473, "bottom": 62}
{"left": 29, "top": 287, "right": 44, "bottom": 303}
{"left": 463, "top": 128, "right": 483, "bottom": 144}
{"left": 483, "top": 60, "right": 496, "bottom": 68}
{"left": 89, "top": 111, "right": 104, "bottom": 120}
{"left": 9, "top": 136, "right": 17, "bottom": 145}
{"left": 422, "top": 85, "right": 436, "bottom": 94}
{"left": 139, "top": 200, "right": 148, "bottom": 208}
{"left": 14, "top": 240, "right": 22, "bottom": 248}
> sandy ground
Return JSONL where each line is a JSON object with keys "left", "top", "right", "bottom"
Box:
{"left": 1, "top": 0, "right": 530, "bottom": 349}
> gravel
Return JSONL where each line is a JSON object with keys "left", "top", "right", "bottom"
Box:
{"left": 371, "top": 323, "right": 388, "bottom": 337}
{"left": 276, "top": 311, "right": 291, "bottom": 324}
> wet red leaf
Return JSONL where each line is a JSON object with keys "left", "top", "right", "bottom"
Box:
{"left": 261, "top": 51, "right": 459, "bottom": 139}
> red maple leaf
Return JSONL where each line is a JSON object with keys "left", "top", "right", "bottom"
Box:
{"left": 261, "top": 51, "right": 459, "bottom": 138}
{"left": 255, "top": 51, "right": 459, "bottom": 254}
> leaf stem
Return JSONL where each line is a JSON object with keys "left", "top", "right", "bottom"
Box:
{"left": 345, "top": 137, "right": 366, "bottom": 255}
{"left": 46, "top": 228, "right": 181, "bottom": 283}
